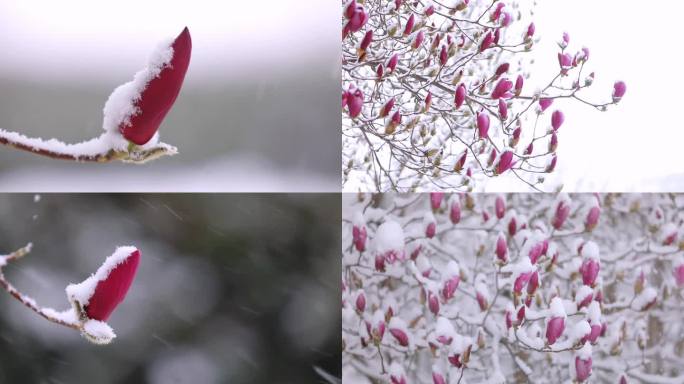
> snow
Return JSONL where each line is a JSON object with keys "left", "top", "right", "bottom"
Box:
{"left": 586, "top": 301, "right": 601, "bottom": 323}
{"left": 66, "top": 246, "right": 138, "bottom": 307}
{"left": 632, "top": 287, "right": 657, "bottom": 311}
{"left": 577, "top": 343, "right": 592, "bottom": 359}
{"left": 569, "top": 320, "right": 591, "bottom": 343}
{"left": 434, "top": 316, "right": 455, "bottom": 339}
{"left": 444, "top": 260, "right": 460, "bottom": 278}
{"left": 102, "top": 37, "right": 173, "bottom": 135}
{"left": 42, "top": 307, "right": 79, "bottom": 325}
{"left": 581, "top": 241, "right": 600, "bottom": 260}
{"left": 33, "top": 194, "right": 41, "bottom": 202}
{"left": 575, "top": 285, "right": 593, "bottom": 305}
{"left": 352, "top": 211, "right": 365, "bottom": 227}
{"left": 549, "top": 297, "right": 566, "bottom": 318}
{"left": 82, "top": 319, "right": 116, "bottom": 344}
{"left": 373, "top": 220, "right": 405, "bottom": 253}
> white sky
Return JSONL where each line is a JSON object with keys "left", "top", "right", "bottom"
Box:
{"left": 0, "top": 0, "right": 336, "bottom": 83}
{"left": 522, "top": 0, "right": 682, "bottom": 191}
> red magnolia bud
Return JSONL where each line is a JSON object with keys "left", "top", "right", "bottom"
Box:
{"left": 346, "top": 5, "right": 368, "bottom": 33}
{"left": 495, "top": 195, "right": 506, "bottom": 219}
{"left": 510, "top": 127, "right": 521, "bottom": 147}
{"left": 549, "top": 133, "right": 558, "bottom": 152}
{"left": 487, "top": 148, "right": 497, "bottom": 167}
{"left": 389, "top": 328, "right": 409, "bottom": 347}
{"left": 551, "top": 110, "right": 565, "bottom": 131}
{"left": 455, "top": 84, "right": 466, "bottom": 108}
{"left": 495, "top": 62, "right": 509, "bottom": 77}
{"left": 477, "top": 112, "right": 490, "bottom": 139}
{"left": 380, "top": 98, "right": 395, "bottom": 117}
{"left": 546, "top": 155, "right": 557, "bottom": 173}
{"left": 525, "top": 22, "right": 535, "bottom": 39}
{"left": 558, "top": 52, "right": 573, "bottom": 74}
{"left": 496, "top": 150, "right": 514, "bottom": 174}
{"left": 490, "top": 2, "right": 505, "bottom": 22}
{"left": 114, "top": 28, "right": 191, "bottom": 145}
{"left": 527, "top": 270, "right": 539, "bottom": 295}
{"left": 495, "top": 233, "right": 508, "bottom": 263}
{"left": 439, "top": 45, "right": 448, "bottom": 65}
{"left": 480, "top": 31, "right": 493, "bottom": 52}
{"left": 352, "top": 225, "right": 367, "bottom": 252}
{"left": 344, "top": 0, "right": 357, "bottom": 19}
{"left": 430, "top": 192, "right": 444, "bottom": 210}
{"left": 514, "top": 75, "right": 524, "bottom": 96}
{"left": 508, "top": 215, "right": 517, "bottom": 236}
{"left": 387, "top": 54, "right": 399, "bottom": 73}
{"left": 413, "top": 30, "right": 425, "bottom": 50}
{"left": 355, "top": 291, "right": 366, "bottom": 312}
{"left": 585, "top": 206, "right": 601, "bottom": 231}
{"left": 552, "top": 198, "right": 570, "bottom": 230}
{"left": 580, "top": 258, "right": 600, "bottom": 286}
{"left": 376, "top": 64, "right": 384, "bottom": 79}
{"left": 539, "top": 98, "right": 553, "bottom": 112}
{"left": 546, "top": 316, "right": 565, "bottom": 345}
{"left": 454, "top": 149, "right": 467, "bottom": 173}
{"left": 524, "top": 142, "right": 534, "bottom": 155}
{"left": 428, "top": 291, "right": 440, "bottom": 315}
{"left": 613, "top": 81, "right": 627, "bottom": 103}
{"left": 360, "top": 30, "right": 373, "bottom": 51}
{"left": 575, "top": 351, "right": 593, "bottom": 382}
{"left": 498, "top": 98, "right": 508, "bottom": 120}
{"left": 404, "top": 14, "right": 415, "bottom": 35}
{"left": 425, "top": 5, "right": 435, "bottom": 16}
{"left": 450, "top": 199, "right": 462, "bottom": 224}
{"left": 432, "top": 372, "right": 446, "bottom": 384}
{"left": 66, "top": 247, "right": 141, "bottom": 322}
{"left": 347, "top": 87, "right": 364, "bottom": 118}
{"left": 674, "top": 263, "right": 684, "bottom": 287}
{"left": 491, "top": 78, "right": 513, "bottom": 99}
{"left": 424, "top": 91, "right": 432, "bottom": 112}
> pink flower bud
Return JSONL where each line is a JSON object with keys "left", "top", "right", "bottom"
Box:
{"left": 585, "top": 206, "right": 600, "bottom": 231}
{"left": 387, "top": 54, "right": 399, "bottom": 73}
{"left": 426, "top": 222, "right": 436, "bottom": 238}
{"left": 496, "top": 233, "right": 508, "bottom": 263}
{"left": 439, "top": 44, "right": 448, "bottom": 65}
{"left": 480, "top": 31, "right": 493, "bottom": 52}
{"left": 455, "top": 83, "right": 466, "bottom": 109}
{"left": 413, "top": 30, "right": 425, "bottom": 49}
{"left": 495, "top": 196, "right": 506, "bottom": 219}
{"left": 511, "top": 126, "right": 521, "bottom": 146}
{"left": 501, "top": 12, "right": 511, "bottom": 27}
{"left": 347, "top": 87, "right": 364, "bottom": 118}
{"left": 404, "top": 14, "right": 415, "bottom": 35}
{"left": 528, "top": 243, "right": 544, "bottom": 264}
{"left": 613, "top": 81, "right": 626, "bottom": 102}
{"left": 673, "top": 263, "right": 684, "bottom": 287}
{"left": 513, "top": 271, "right": 532, "bottom": 295}
{"left": 495, "top": 63, "right": 510, "bottom": 77}
{"left": 432, "top": 372, "right": 446, "bottom": 384}
{"left": 551, "top": 110, "right": 564, "bottom": 131}
{"left": 558, "top": 52, "right": 573, "bottom": 74}
{"left": 347, "top": 6, "right": 368, "bottom": 33}
{"left": 516, "top": 305, "right": 526, "bottom": 325}
{"left": 390, "top": 328, "right": 409, "bottom": 346}
{"left": 454, "top": 149, "right": 467, "bottom": 173}
{"left": 491, "top": 78, "right": 513, "bottom": 99}
{"left": 539, "top": 98, "right": 553, "bottom": 112}
{"left": 583, "top": 324, "right": 601, "bottom": 344}
{"left": 442, "top": 276, "right": 460, "bottom": 301}
{"left": 360, "top": 30, "right": 373, "bottom": 51}
{"left": 576, "top": 288, "right": 593, "bottom": 309}
{"left": 505, "top": 309, "right": 513, "bottom": 329}
{"left": 355, "top": 291, "right": 366, "bottom": 312}
{"left": 352, "top": 225, "right": 367, "bottom": 252}
{"left": 119, "top": 28, "right": 192, "bottom": 145}
{"left": 380, "top": 98, "right": 395, "bottom": 118}
{"left": 580, "top": 258, "right": 600, "bottom": 286}
{"left": 514, "top": 75, "right": 524, "bottom": 96}
{"left": 487, "top": 148, "right": 498, "bottom": 167}
{"left": 394, "top": 0, "right": 402, "bottom": 10}
{"left": 451, "top": 199, "right": 462, "bottom": 224}
{"left": 477, "top": 112, "right": 490, "bottom": 139}
{"left": 525, "top": 22, "right": 535, "bottom": 39}
{"left": 490, "top": 2, "right": 505, "bottom": 22}
{"left": 549, "top": 132, "right": 558, "bottom": 152}
{"left": 575, "top": 355, "right": 593, "bottom": 382}
{"left": 428, "top": 193, "right": 443, "bottom": 211}
{"left": 546, "top": 316, "right": 565, "bottom": 345}
{"left": 496, "top": 150, "right": 514, "bottom": 174}
{"left": 546, "top": 155, "right": 557, "bottom": 173}
{"left": 424, "top": 91, "right": 432, "bottom": 112}
{"left": 552, "top": 199, "right": 570, "bottom": 230}
{"left": 476, "top": 291, "right": 488, "bottom": 311}
{"left": 559, "top": 31, "right": 570, "bottom": 49}
{"left": 524, "top": 142, "right": 533, "bottom": 156}
{"left": 428, "top": 291, "right": 440, "bottom": 315}
{"left": 375, "top": 254, "right": 386, "bottom": 272}
{"left": 344, "top": 0, "right": 357, "bottom": 19}
{"left": 527, "top": 270, "right": 539, "bottom": 295}
{"left": 425, "top": 5, "right": 435, "bottom": 16}
{"left": 482, "top": 210, "right": 490, "bottom": 223}
{"left": 376, "top": 64, "right": 384, "bottom": 78}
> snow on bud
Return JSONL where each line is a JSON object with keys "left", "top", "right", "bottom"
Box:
{"left": 580, "top": 258, "right": 600, "bottom": 287}
{"left": 355, "top": 290, "right": 366, "bottom": 312}
{"left": 113, "top": 28, "right": 192, "bottom": 145}
{"left": 545, "top": 297, "right": 566, "bottom": 345}
{"left": 513, "top": 270, "right": 532, "bottom": 296}
{"left": 388, "top": 317, "right": 410, "bottom": 347}
{"left": 660, "top": 223, "right": 678, "bottom": 246}
{"left": 403, "top": 14, "right": 415, "bottom": 36}
{"left": 495, "top": 195, "right": 506, "bottom": 219}
{"left": 479, "top": 31, "right": 493, "bottom": 52}
{"left": 430, "top": 192, "right": 444, "bottom": 211}
{"left": 432, "top": 370, "right": 446, "bottom": 384}
{"left": 450, "top": 197, "right": 462, "bottom": 223}
{"left": 496, "top": 150, "right": 514, "bottom": 175}
{"left": 539, "top": 97, "right": 553, "bottom": 112}
{"left": 585, "top": 205, "right": 601, "bottom": 231}
{"left": 575, "top": 344, "right": 593, "bottom": 382}
{"left": 477, "top": 112, "right": 490, "bottom": 139}
{"left": 380, "top": 98, "right": 395, "bottom": 118}
{"left": 632, "top": 287, "right": 657, "bottom": 311}
{"left": 498, "top": 98, "right": 508, "bottom": 120}
{"left": 442, "top": 261, "right": 460, "bottom": 300}
{"left": 552, "top": 194, "right": 571, "bottom": 230}
{"left": 424, "top": 212, "right": 437, "bottom": 239}
{"left": 524, "top": 142, "right": 533, "bottom": 156}
{"left": 366, "top": 310, "right": 386, "bottom": 343}
{"left": 491, "top": 78, "right": 513, "bottom": 99}
{"left": 575, "top": 285, "right": 594, "bottom": 309}
{"left": 455, "top": 83, "right": 466, "bottom": 109}
{"left": 495, "top": 232, "right": 508, "bottom": 263}
{"left": 551, "top": 110, "right": 564, "bottom": 131}
{"left": 389, "top": 362, "right": 407, "bottom": 384}
{"left": 613, "top": 81, "right": 626, "bottom": 102}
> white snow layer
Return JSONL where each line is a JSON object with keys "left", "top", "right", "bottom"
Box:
{"left": 374, "top": 220, "right": 405, "bottom": 253}
{"left": 66, "top": 246, "right": 138, "bottom": 307}
{"left": 102, "top": 37, "right": 174, "bottom": 134}
{"left": 82, "top": 319, "right": 116, "bottom": 344}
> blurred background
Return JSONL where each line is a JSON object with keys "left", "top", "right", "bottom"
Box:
{"left": 0, "top": 194, "right": 340, "bottom": 383}
{"left": 0, "top": 0, "right": 339, "bottom": 191}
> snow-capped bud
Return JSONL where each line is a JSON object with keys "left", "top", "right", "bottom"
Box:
{"left": 612, "top": 81, "right": 626, "bottom": 103}
{"left": 546, "top": 316, "right": 565, "bottom": 345}
{"left": 510, "top": 126, "right": 521, "bottom": 147}
{"left": 513, "top": 271, "right": 532, "bottom": 295}
{"left": 490, "top": 2, "right": 505, "bottom": 21}
{"left": 403, "top": 14, "right": 415, "bottom": 35}
{"left": 389, "top": 327, "right": 409, "bottom": 347}
{"left": 527, "top": 270, "right": 539, "bottom": 295}
{"left": 442, "top": 262, "right": 460, "bottom": 300}
{"left": 66, "top": 247, "right": 141, "bottom": 324}
{"left": 585, "top": 206, "right": 600, "bottom": 231}
{"left": 674, "top": 263, "right": 684, "bottom": 287}
{"left": 580, "top": 258, "right": 600, "bottom": 286}
{"left": 451, "top": 198, "right": 462, "bottom": 224}
{"left": 430, "top": 192, "right": 444, "bottom": 211}
{"left": 558, "top": 52, "right": 573, "bottom": 74}
{"left": 432, "top": 371, "right": 446, "bottom": 384}
{"left": 439, "top": 44, "right": 448, "bottom": 65}
{"left": 661, "top": 223, "right": 678, "bottom": 246}
{"left": 491, "top": 78, "right": 513, "bottom": 99}
{"left": 352, "top": 225, "right": 367, "bottom": 252}
{"left": 507, "top": 215, "right": 517, "bottom": 237}
{"left": 549, "top": 132, "right": 558, "bottom": 152}
{"left": 477, "top": 112, "right": 490, "bottom": 139}
{"left": 497, "top": 98, "right": 508, "bottom": 120}
{"left": 495, "top": 196, "right": 506, "bottom": 219}
{"left": 576, "top": 285, "right": 593, "bottom": 309}
{"left": 525, "top": 22, "right": 535, "bottom": 40}
{"left": 355, "top": 290, "right": 366, "bottom": 312}
{"left": 380, "top": 98, "right": 395, "bottom": 117}
{"left": 551, "top": 110, "right": 564, "bottom": 131}
{"left": 495, "top": 233, "right": 508, "bottom": 263}
{"left": 428, "top": 291, "right": 440, "bottom": 315}
{"left": 539, "top": 98, "right": 553, "bottom": 112}
{"left": 482, "top": 210, "right": 490, "bottom": 223}
{"left": 575, "top": 345, "right": 593, "bottom": 382}
{"left": 347, "top": 87, "right": 364, "bottom": 118}
{"left": 387, "top": 54, "right": 399, "bottom": 73}
{"left": 495, "top": 63, "right": 510, "bottom": 78}
{"left": 528, "top": 243, "right": 544, "bottom": 264}
{"left": 390, "top": 363, "right": 407, "bottom": 384}
{"left": 411, "top": 29, "right": 425, "bottom": 50}
{"left": 496, "top": 150, "right": 514, "bottom": 175}
{"left": 455, "top": 83, "right": 466, "bottom": 108}
{"left": 480, "top": 31, "right": 493, "bottom": 52}
{"left": 552, "top": 198, "right": 570, "bottom": 230}
{"left": 116, "top": 28, "right": 192, "bottom": 145}
{"left": 476, "top": 291, "right": 488, "bottom": 311}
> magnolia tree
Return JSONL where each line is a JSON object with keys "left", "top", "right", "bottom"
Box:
{"left": 0, "top": 27, "right": 191, "bottom": 164}
{"left": 342, "top": 193, "right": 684, "bottom": 383}
{"left": 341, "top": 1, "right": 626, "bottom": 192}
{"left": 0, "top": 244, "right": 141, "bottom": 345}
